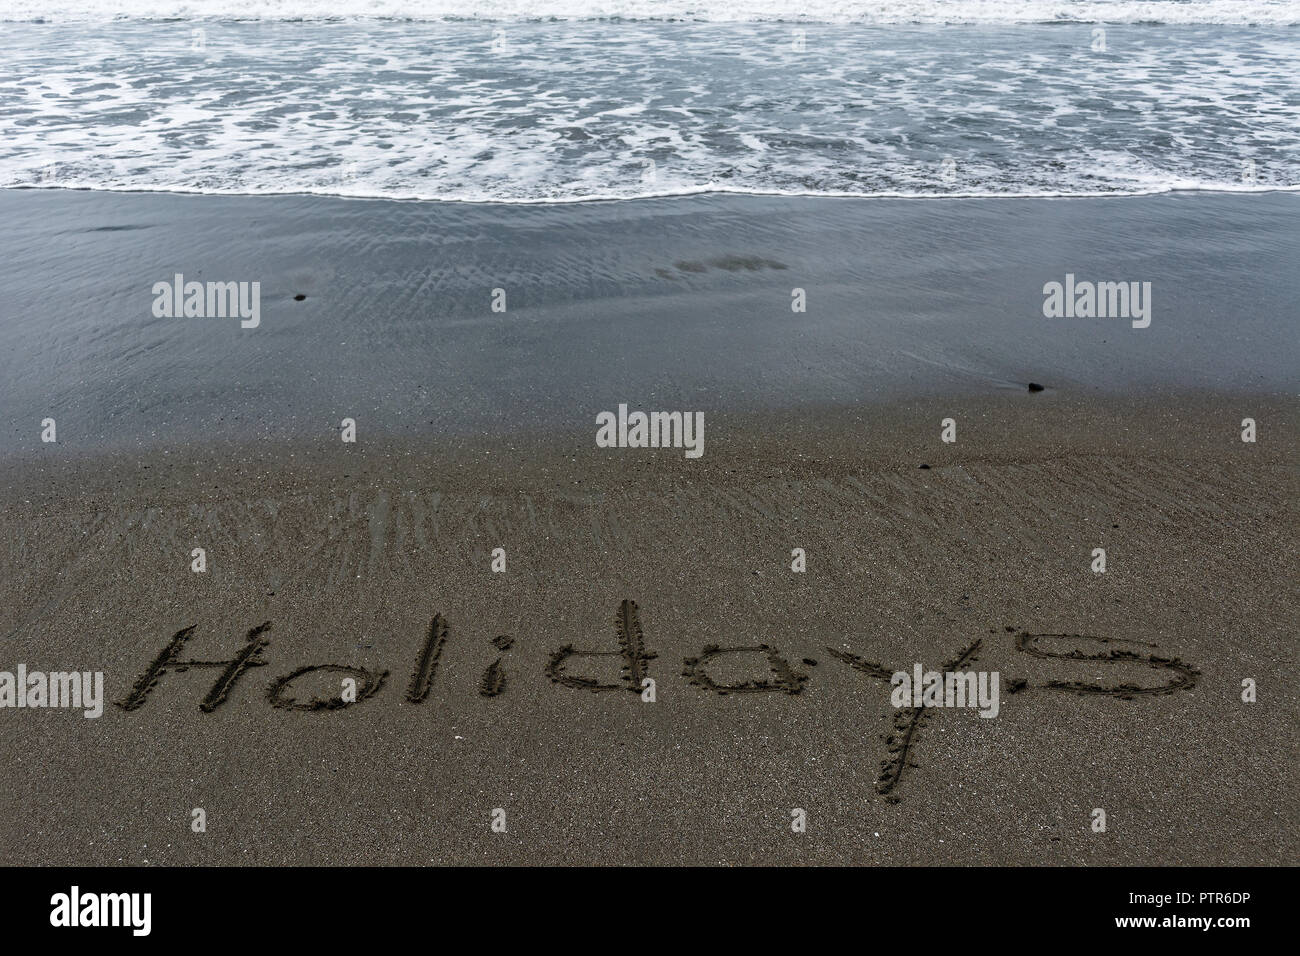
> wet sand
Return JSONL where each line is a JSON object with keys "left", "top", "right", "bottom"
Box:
{"left": 1, "top": 188, "right": 1297, "bottom": 456}
{"left": 0, "top": 189, "right": 1296, "bottom": 864}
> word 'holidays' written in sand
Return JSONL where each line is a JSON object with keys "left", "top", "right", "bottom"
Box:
{"left": 115, "top": 600, "right": 1200, "bottom": 716}
{"left": 113, "top": 601, "right": 1200, "bottom": 800}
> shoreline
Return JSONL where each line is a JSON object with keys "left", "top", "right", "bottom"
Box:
{"left": 2, "top": 386, "right": 1295, "bottom": 488}
{"left": 10, "top": 182, "right": 1300, "bottom": 206}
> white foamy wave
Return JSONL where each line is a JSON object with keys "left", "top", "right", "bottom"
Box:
{"left": 5, "top": 1, "right": 1300, "bottom": 25}
{"left": 3, "top": 17, "right": 1297, "bottom": 203}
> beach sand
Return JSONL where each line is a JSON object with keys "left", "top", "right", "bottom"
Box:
{"left": 0, "top": 189, "right": 1295, "bottom": 864}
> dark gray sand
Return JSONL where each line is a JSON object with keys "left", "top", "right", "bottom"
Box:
{"left": 1, "top": 395, "right": 1295, "bottom": 865}
{"left": 0, "top": 188, "right": 1297, "bottom": 456}
{"left": 0, "top": 190, "right": 1295, "bottom": 864}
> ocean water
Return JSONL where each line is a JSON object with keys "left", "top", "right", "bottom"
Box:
{"left": 2, "top": 1, "right": 1297, "bottom": 201}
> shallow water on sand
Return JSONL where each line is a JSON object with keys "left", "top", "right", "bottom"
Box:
{"left": 0, "top": 189, "right": 1296, "bottom": 457}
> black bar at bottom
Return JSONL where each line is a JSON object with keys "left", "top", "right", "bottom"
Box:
{"left": 0, "top": 866, "right": 1281, "bottom": 942}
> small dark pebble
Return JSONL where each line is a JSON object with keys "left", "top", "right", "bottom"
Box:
{"left": 802, "top": 658, "right": 818, "bottom": 667}
{"left": 1027, "top": 382, "right": 1045, "bottom": 392}
{"left": 918, "top": 463, "right": 931, "bottom": 470}
{"left": 293, "top": 293, "right": 306, "bottom": 301}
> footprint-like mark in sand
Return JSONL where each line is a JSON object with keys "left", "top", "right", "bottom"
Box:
{"left": 656, "top": 255, "right": 789, "bottom": 279}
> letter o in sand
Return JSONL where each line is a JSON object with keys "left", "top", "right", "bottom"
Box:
{"left": 267, "top": 664, "right": 388, "bottom": 711}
